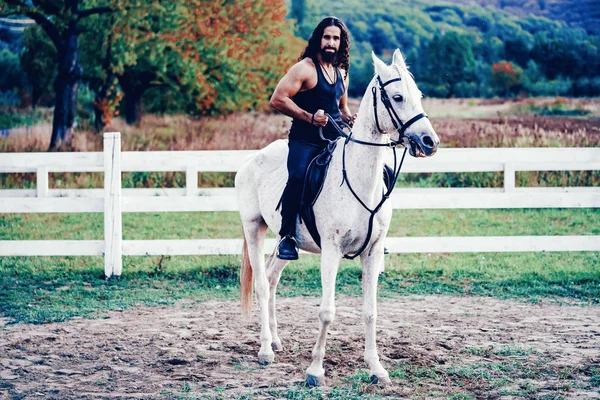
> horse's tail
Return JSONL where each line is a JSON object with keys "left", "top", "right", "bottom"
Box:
{"left": 240, "top": 232, "right": 253, "bottom": 320}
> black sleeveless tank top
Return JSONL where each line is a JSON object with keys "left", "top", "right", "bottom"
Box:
{"left": 289, "top": 61, "right": 345, "bottom": 143}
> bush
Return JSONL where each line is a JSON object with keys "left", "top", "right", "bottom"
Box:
{"left": 524, "top": 76, "right": 573, "bottom": 97}
{"left": 0, "top": 48, "right": 26, "bottom": 91}
{"left": 0, "top": 90, "right": 20, "bottom": 108}
{"left": 513, "top": 97, "right": 591, "bottom": 117}
{"left": 572, "top": 77, "right": 600, "bottom": 97}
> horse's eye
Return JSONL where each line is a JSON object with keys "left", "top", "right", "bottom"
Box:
{"left": 392, "top": 94, "right": 404, "bottom": 102}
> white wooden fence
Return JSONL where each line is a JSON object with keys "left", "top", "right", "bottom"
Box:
{"left": 1, "top": 132, "right": 599, "bottom": 277}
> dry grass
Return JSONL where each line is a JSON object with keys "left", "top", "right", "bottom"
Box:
{"left": 0, "top": 112, "right": 293, "bottom": 153}
{"left": 1, "top": 98, "right": 598, "bottom": 190}
{"left": 1, "top": 97, "right": 598, "bottom": 153}
{"left": 424, "top": 96, "right": 600, "bottom": 119}
{"left": 435, "top": 116, "right": 599, "bottom": 148}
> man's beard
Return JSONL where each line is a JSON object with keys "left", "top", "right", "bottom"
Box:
{"left": 320, "top": 47, "right": 337, "bottom": 64}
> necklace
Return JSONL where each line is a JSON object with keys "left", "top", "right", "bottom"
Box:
{"left": 319, "top": 63, "right": 336, "bottom": 84}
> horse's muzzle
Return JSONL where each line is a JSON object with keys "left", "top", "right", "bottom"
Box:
{"left": 408, "top": 133, "right": 438, "bottom": 157}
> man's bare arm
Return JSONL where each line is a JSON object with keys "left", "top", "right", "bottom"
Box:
{"left": 339, "top": 72, "right": 357, "bottom": 126}
{"left": 269, "top": 62, "right": 328, "bottom": 127}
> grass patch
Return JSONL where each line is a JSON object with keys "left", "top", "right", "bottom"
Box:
{"left": 0, "top": 255, "right": 240, "bottom": 324}
{"left": 464, "top": 345, "right": 538, "bottom": 357}
{"left": 1, "top": 208, "right": 599, "bottom": 240}
{"left": 1, "top": 252, "right": 598, "bottom": 325}
{"left": 2, "top": 170, "right": 599, "bottom": 190}
{"left": 1, "top": 208, "right": 599, "bottom": 324}
{"left": 589, "top": 366, "right": 600, "bottom": 388}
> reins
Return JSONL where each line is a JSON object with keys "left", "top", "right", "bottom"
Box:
{"left": 315, "top": 72, "right": 427, "bottom": 259}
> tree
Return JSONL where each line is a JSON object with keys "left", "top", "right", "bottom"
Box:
{"left": 20, "top": 25, "right": 56, "bottom": 107}
{"left": 77, "top": 0, "right": 303, "bottom": 129}
{"left": 290, "top": 0, "right": 306, "bottom": 26}
{"left": 421, "top": 31, "right": 476, "bottom": 97}
{"left": 289, "top": 0, "right": 320, "bottom": 39}
{"left": 492, "top": 60, "right": 523, "bottom": 96}
{"left": 174, "top": 0, "right": 304, "bottom": 116}
{"left": 0, "top": 0, "right": 120, "bottom": 150}
{"left": 0, "top": 47, "right": 25, "bottom": 91}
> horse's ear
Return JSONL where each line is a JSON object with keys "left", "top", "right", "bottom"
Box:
{"left": 372, "top": 51, "right": 388, "bottom": 76}
{"left": 392, "top": 49, "right": 407, "bottom": 69}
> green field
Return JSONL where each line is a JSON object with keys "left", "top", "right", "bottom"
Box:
{"left": 1, "top": 209, "right": 598, "bottom": 325}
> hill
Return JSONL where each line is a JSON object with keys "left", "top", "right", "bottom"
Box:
{"left": 292, "top": 0, "right": 600, "bottom": 97}
{"left": 443, "top": 0, "right": 600, "bottom": 35}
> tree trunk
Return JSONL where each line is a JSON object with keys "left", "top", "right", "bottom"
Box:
{"left": 32, "top": 86, "right": 41, "bottom": 109}
{"left": 124, "top": 90, "right": 143, "bottom": 125}
{"left": 49, "top": 33, "right": 82, "bottom": 151}
{"left": 119, "top": 70, "right": 154, "bottom": 126}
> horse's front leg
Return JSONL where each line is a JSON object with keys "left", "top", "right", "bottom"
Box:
{"left": 244, "top": 223, "right": 274, "bottom": 365}
{"left": 306, "top": 246, "right": 341, "bottom": 386}
{"left": 361, "top": 242, "right": 391, "bottom": 384}
{"left": 266, "top": 253, "right": 289, "bottom": 352}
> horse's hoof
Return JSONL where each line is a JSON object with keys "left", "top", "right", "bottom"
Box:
{"left": 271, "top": 340, "right": 283, "bottom": 352}
{"left": 257, "top": 351, "right": 274, "bottom": 365}
{"left": 306, "top": 374, "right": 324, "bottom": 387}
{"left": 370, "top": 373, "right": 391, "bottom": 385}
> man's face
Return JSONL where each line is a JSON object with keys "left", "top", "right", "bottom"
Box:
{"left": 320, "top": 25, "right": 341, "bottom": 63}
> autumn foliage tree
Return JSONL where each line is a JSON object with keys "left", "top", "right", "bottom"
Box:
{"left": 175, "top": 0, "right": 304, "bottom": 116}
{"left": 89, "top": 0, "right": 304, "bottom": 128}
{"left": 2, "top": 0, "right": 302, "bottom": 142}
{"left": 492, "top": 60, "right": 524, "bottom": 96}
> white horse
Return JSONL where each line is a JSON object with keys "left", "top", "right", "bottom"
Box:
{"left": 235, "top": 49, "right": 439, "bottom": 386}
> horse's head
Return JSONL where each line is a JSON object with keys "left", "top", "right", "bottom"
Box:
{"left": 370, "top": 50, "right": 439, "bottom": 157}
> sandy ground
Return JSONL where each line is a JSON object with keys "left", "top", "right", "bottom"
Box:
{"left": 0, "top": 295, "right": 599, "bottom": 399}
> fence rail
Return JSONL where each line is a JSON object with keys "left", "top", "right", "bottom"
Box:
{"left": 1, "top": 132, "right": 599, "bottom": 277}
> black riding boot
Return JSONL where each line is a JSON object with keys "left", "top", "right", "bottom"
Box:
{"left": 277, "top": 180, "right": 302, "bottom": 260}
{"left": 277, "top": 235, "right": 299, "bottom": 260}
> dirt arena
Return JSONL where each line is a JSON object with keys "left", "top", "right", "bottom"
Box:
{"left": 1, "top": 295, "right": 599, "bottom": 399}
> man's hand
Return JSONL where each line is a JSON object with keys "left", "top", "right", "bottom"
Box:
{"left": 312, "top": 109, "right": 328, "bottom": 127}
{"left": 344, "top": 113, "right": 358, "bottom": 127}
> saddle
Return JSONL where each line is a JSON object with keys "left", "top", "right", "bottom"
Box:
{"left": 299, "top": 142, "right": 395, "bottom": 248}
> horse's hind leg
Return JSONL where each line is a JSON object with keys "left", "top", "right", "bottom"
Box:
{"left": 242, "top": 218, "right": 275, "bottom": 364}
{"left": 306, "top": 246, "right": 342, "bottom": 386}
{"left": 266, "top": 252, "right": 289, "bottom": 351}
{"left": 360, "top": 242, "right": 391, "bottom": 384}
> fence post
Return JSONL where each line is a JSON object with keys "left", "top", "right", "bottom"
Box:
{"left": 504, "top": 163, "right": 515, "bottom": 192}
{"left": 104, "top": 132, "right": 122, "bottom": 278}
{"left": 36, "top": 167, "right": 48, "bottom": 197}
{"left": 186, "top": 166, "right": 198, "bottom": 196}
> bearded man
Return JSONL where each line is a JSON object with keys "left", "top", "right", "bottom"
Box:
{"left": 269, "top": 16, "right": 357, "bottom": 260}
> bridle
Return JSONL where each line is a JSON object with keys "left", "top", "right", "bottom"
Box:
{"left": 372, "top": 74, "right": 428, "bottom": 144}
{"left": 320, "top": 69, "right": 429, "bottom": 147}
{"left": 317, "top": 70, "right": 428, "bottom": 259}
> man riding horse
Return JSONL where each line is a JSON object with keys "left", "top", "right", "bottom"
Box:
{"left": 237, "top": 14, "right": 439, "bottom": 383}
{"left": 269, "top": 16, "right": 357, "bottom": 260}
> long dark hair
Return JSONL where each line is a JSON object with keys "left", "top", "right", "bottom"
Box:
{"left": 299, "top": 16, "right": 350, "bottom": 79}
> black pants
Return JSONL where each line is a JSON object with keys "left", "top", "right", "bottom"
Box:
{"left": 279, "top": 140, "right": 326, "bottom": 237}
